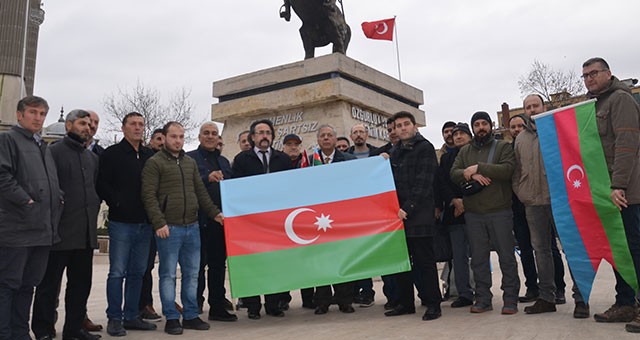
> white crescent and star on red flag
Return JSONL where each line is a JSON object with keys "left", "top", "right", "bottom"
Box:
{"left": 566, "top": 164, "right": 585, "bottom": 189}
{"left": 284, "top": 208, "right": 334, "bottom": 245}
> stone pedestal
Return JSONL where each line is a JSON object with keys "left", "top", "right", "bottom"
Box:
{"left": 212, "top": 53, "right": 424, "bottom": 158}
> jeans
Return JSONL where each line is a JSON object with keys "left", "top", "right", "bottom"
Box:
{"left": 155, "top": 224, "right": 201, "bottom": 321}
{"left": 139, "top": 236, "right": 157, "bottom": 310}
{"left": 0, "top": 246, "right": 49, "bottom": 340}
{"left": 106, "top": 221, "right": 152, "bottom": 321}
{"left": 449, "top": 224, "right": 474, "bottom": 301}
{"left": 465, "top": 210, "right": 520, "bottom": 305}
{"left": 614, "top": 204, "right": 640, "bottom": 306}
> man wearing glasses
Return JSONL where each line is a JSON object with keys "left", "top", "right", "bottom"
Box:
{"left": 580, "top": 58, "right": 640, "bottom": 333}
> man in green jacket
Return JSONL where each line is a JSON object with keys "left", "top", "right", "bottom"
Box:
{"left": 451, "top": 111, "right": 520, "bottom": 315}
{"left": 141, "top": 121, "right": 223, "bottom": 336}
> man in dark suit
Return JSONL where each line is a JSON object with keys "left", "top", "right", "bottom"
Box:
{"left": 310, "top": 124, "right": 357, "bottom": 315}
{"left": 231, "top": 119, "right": 293, "bottom": 319}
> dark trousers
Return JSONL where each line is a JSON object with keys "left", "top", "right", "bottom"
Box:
{"left": 300, "top": 288, "right": 315, "bottom": 305}
{"left": 614, "top": 204, "right": 640, "bottom": 306}
{"left": 244, "top": 293, "right": 286, "bottom": 314}
{"left": 381, "top": 275, "right": 398, "bottom": 304}
{"left": 550, "top": 229, "right": 567, "bottom": 293}
{"left": 353, "top": 279, "right": 375, "bottom": 299}
{"left": 32, "top": 249, "right": 93, "bottom": 339}
{"left": 196, "top": 222, "right": 228, "bottom": 312}
{"left": 0, "top": 246, "right": 50, "bottom": 340}
{"left": 314, "top": 282, "right": 355, "bottom": 306}
{"left": 395, "top": 236, "right": 441, "bottom": 309}
{"left": 513, "top": 204, "right": 538, "bottom": 294}
{"left": 139, "top": 236, "right": 157, "bottom": 309}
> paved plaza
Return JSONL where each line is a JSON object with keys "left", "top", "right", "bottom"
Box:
{"left": 54, "top": 253, "right": 639, "bottom": 339}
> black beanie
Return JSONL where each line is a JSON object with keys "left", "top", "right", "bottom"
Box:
{"left": 451, "top": 123, "right": 472, "bottom": 137}
{"left": 470, "top": 111, "right": 492, "bottom": 127}
{"left": 441, "top": 121, "right": 456, "bottom": 133}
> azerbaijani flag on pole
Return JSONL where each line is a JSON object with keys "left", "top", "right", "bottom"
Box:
{"left": 535, "top": 99, "right": 638, "bottom": 302}
{"left": 220, "top": 157, "right": 411, "bottom": 298}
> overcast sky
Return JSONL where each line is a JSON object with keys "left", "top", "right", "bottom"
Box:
{"left": 34, "top": 0, "right": 640, "bottom": 147}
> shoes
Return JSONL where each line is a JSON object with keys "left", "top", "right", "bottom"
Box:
{"left": 248, "top": 311, "right": 261, "bottom": 320}
{"left": 501, "top": 303, "right": 518, "bottom": 315}
{"left": 470, "top": 303, "right": 493, "bottom": 313}
{"left": 358, "top": 296, "right": 375, "bottom": 308}
{"left": 626, "top": 314, "right": 640, "bottom": 333}
{"left": 339, "top": 304, "right": 355, "bottom": 313}
{"left": 223, "top": 297, "right": 234, "bottom": 311}
{"left": 208, "top": 309, "right": 238, "bottom": 322}
{"left": 164, "top": 319, "right": 183, "bottom": 335}
{"left": 518, "top": 290, "right": 539, "bottom": 303}
{"left": 524, "top": 299, "right": 556, "bottom": 314}
{"left": 555, "top": 290, "right": 567, "bottom": 305}
{"left": 302, "top": 301, "right": 316, "bottom": 309}
{"left": 62, "top": 329, "right": 102, "bottom": 340}
{"left": 594, "top": 304, "right": 637, "bottom": 322}
{"left": 106, "top": 319, "right": 126, "bottom": 337}
{"left": 82, "top": 317, "right": 103, "bottom": 332}
{"left": 140, "top": 305, "right": 162, "bottom": 321}
{"left": 175, "top": 302, "right": 183, "bottom": 314}
{"left": 384, "top": 301, "right": 397, "bottom": 310}
{"left": 574, "top": 302, "right": 590, "bottom": 319}
{"left": 123, "top": 317, "right": 157, "bottom": 331}
{"left": 384, "top": 305, "right": 416, "bottom": 316}
{"left": 265, "top": 308, "right": 285, "bottom": 317}
{"left": 236, "top": 298, "right": 247, "bottom": 310}
{"left": 182, "top": 317, "right": 210, "bottom": 330}
{"left": 314, "top": 305, "right": 329, "bottom": 315}
{"left": 353, "top": 294, "right": 363, "bottom": 304}
{"left": 451, "top": 297, "right": 473, "bottom": 308}
{"left": 422, "top": 306, "right": 442, "bottom": 320}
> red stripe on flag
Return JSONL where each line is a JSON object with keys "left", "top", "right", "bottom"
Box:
{"left": 555, "top": 109, "right": 613, "bottom": 270}
{"left": 225, "top": 191, "right": 402, "bottom": 256}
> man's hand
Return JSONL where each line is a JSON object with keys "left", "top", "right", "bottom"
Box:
{"left": 156, "top": 225, "right": 170, "bottom": 239}
{"left": 27, "top": 199, "right": 34, "bottom": 204}
{"left": 471, "top": 173, "right": 492, "bottom": 186}
{"left": 463, "top": 165, "right": 479, "bottom": 181}
{"left": 398, "top": 209, "right": 408, "bottom": 220}
{"left": 208, "top": 170, "right": 224, "bottom": 183}
{"left": 435, "top": 207, "right": 442, "bottom": 220}
{"left": 452, "top": 198, "right": 465, "bottom": 217}
{"left": 611, "top": 189, "right": 628, "bottom": 210}
{"left": 214, "top": 213, "right": 224, "bottom": 226}
{"left": 379, "top": 152, "right": 390, "bottom": 160}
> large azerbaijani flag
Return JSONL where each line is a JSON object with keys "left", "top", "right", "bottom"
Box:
{"left": 220, "top": 157, "right": 411, "bottom": 298}
{"left": 535, "top": 99, "right": 638, "bottom": 302}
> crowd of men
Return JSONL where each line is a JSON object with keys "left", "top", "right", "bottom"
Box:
{"left": 1, "top": 56, "right": 639, "bottom": 339}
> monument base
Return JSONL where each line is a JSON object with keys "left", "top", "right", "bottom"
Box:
{"left": 0, "top": 74, "right": 23, "bottom": 132}
{"left": 212, "top": 53, "right": 424, "bottom": 157}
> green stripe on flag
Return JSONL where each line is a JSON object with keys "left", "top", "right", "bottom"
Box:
{"left": 576, "top": 102, "right": 638, "bottom": 290}
{"left": 227, "top": 231, "right": 411, "bottom": 298}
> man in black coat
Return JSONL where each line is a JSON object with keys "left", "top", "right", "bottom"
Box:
{"left": 31, "top": 110, "right": 101, "bottom": 340}
{"left": 384, "top": 111, "right": 442, "bottom": 321}
{"left": 310, "top": 124, "right": 357, "bottom": 315}
{"left": 187, "top": 122, "right": 236, "bottom": 322}
{"left": 231, "top": 119, "right": 293, "bottom": 319}
{"left": 0, "top": 96, "right": 63, "bottom": 340}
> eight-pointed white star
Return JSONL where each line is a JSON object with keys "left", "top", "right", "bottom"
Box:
{"left": 315, "top": 214, "right": 333, "bottom": 232}
{"left": 573, "top": 180, "right": 582, "bottom": 188}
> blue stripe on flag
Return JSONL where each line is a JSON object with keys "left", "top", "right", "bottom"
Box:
{"left": 536, "top": 113, "right": 596, "bottom": 302}
{"left": 221, "top": 156, "right": 395, "bottom": 217}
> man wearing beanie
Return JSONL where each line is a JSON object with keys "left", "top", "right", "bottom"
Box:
{"left": 436, "top": 121, "right": 457, "bottom": 163}
{"left": 437, "top": 123, "right": 475, "bottom": 309}
{"left": 451, "top": 111, "right": 520, "bottom": 315}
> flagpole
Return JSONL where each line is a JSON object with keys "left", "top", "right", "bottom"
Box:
{"left": 393, "top": 15, "right": 402, "bottom": 81}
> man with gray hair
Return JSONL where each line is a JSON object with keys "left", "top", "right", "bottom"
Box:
{"left": 0, "top": 96, "right": 62, "bottom": 340}
{"left": 31, "top": 110, "right": 101, "bottom": 340}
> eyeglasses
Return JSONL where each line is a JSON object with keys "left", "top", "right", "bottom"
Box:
{"left": 581, "top": 69, "right": 607, "bottom": 79}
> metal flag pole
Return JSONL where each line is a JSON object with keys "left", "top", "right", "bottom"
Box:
{"left": 393, "top": 15, "right": 402, "bottom": 81}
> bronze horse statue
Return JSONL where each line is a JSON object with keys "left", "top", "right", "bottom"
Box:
{"left": 280, "top": 0, "right": 351, "bottom": 60}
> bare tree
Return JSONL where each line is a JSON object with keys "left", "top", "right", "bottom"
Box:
{"left": 102, "top": 81, "right": 199, "bottom": 144}
{"left": 518, "top": 60, "right": 585, "bottom": 103}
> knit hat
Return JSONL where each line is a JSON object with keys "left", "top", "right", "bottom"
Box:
{"left": 451, "top": 123, "right": 472, "bottom": 137}
{"left": 441, "top": 121, "right": 456, "bottom": 133}
{"left": 470, "top": 111, "right": 492, "bottom": 127}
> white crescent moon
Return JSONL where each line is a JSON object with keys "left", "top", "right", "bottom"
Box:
{"left": 566, "top": 164, "right": 585, "bottom": 182}
{"left": 376, "top": 22, "right": 388, "bottom": 35}
{"left": 284, "top": 208, "right": 319, "bottom": 245}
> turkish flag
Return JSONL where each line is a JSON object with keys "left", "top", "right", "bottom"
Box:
{"left": 361, "top": 18, "right": 395, "bottom": 41}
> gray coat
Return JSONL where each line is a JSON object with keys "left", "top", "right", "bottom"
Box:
{"left": 0, "top": 126, "right": 63, "bottom": 247}
{"left": 49, "top": 135, "right": 100, "bottom": 250}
